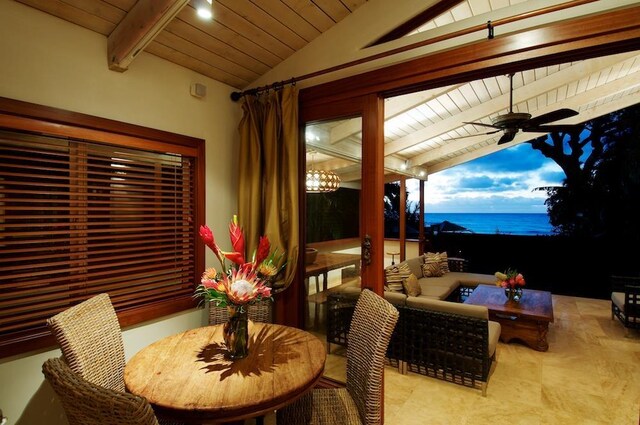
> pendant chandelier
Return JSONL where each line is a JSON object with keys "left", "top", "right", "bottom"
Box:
{"left": 306, "top": 151, "right": 340, "bottom": 193}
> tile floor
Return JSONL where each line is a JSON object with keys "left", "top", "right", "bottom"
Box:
{"left": 260, "top": 294, "right": 640, "bottom": 424}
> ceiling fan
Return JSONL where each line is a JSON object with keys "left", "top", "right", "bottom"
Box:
{"left": 463, "top": 73, "right": 581, "bottom": 145}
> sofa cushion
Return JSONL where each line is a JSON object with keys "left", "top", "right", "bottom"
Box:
{"left": 404, "top": 257, "right": 424, "bottom": 278}
{"left": 453, "top": 272, "right": 497, "bottom": 287}
{"left": 403, "top": 274, "right": 421, "bottom": 297}
{"left": 384, "top": 291, "right": 408, "bottom": 306}
{"left": 611, "top": 291, "right": 625, "bottom": 310}
{"left": 488, "top": 320, "right": 501, "bottom": 357}
{"left": 417, "top": 275, "right": 460, "bottom": 293}
{"left": 406, "top": 297, "right": 489, "bottom": 320}
{"left": 415, "top": 285, "right": 453, "bottom": 300}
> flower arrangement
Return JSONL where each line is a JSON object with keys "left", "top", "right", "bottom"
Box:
{"left": 495, "top": 268, "right": 525, "bottom": 289}
{"left": 195, "top": 215, "right": 286, "bottom": 309}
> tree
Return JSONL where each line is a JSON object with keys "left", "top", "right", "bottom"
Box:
{"left": 384, "top": 181, "right": 422, "bottom": 239}
{"left": 529, "top": 103, "right": 640, "bottom": 240}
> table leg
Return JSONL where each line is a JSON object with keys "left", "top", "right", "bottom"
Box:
{"left": 323, "top": 272, "right": 328, "bottom": 292}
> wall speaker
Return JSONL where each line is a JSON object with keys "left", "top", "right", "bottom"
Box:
{"left": 190, "top": 83, "right": 207, "bottom": 98}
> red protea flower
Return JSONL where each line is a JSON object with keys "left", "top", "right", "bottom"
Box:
{"left": 225, "top": 263, "right": 271, "bottom": 305}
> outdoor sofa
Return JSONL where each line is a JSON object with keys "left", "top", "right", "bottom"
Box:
{"left": 327, "top": 254, "right": 501, "bottom": 395}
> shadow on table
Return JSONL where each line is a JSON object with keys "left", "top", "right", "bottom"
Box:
{"left": 196, "top": 326, "right": 304, "bottom": 380}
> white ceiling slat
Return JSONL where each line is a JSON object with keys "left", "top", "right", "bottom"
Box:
{"left": 451, "top": 2, "right": 473, "bottom": 20}
{"left": 469, "top": 0, "right": 492, "bottom": 15}
{"left": 470, "top": 80, "right": 491, "bottom": 103}
{"left": 447, "top": 88, "right": 472, "bottom": 112}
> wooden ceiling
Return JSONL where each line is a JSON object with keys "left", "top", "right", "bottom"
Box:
{"left": 16, "top": 0, "right": 368, "bottom": 89}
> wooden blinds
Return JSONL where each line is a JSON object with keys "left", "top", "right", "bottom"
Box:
{"left": 0, "top": 127, "right": 201, "bottom": 357}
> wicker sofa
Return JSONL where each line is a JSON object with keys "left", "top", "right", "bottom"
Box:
{"left": 327, "top": 256, "right": 501, "bottom": 395}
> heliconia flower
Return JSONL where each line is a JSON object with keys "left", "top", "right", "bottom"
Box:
{"left": 254, "top": 236, "right": 270, "bottom": 267}
{"left": 199, "top": 225, "right": 226, "bottom": 267}
{"left": 228, "top": 215, "right": 245, "bottom": 264}
{"left": 223, "top": 251, "right": 245, "bottom": 266}
{"left": 200, "top": 225, "right": 218, "bottom": 252}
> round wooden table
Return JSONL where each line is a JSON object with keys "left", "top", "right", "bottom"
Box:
{"left": 124, "top": 322, "right": 326, "bottom": 423}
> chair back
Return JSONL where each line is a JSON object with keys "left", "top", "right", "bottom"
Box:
{"left": 47, "top": 293, "right": 126, "bottom": 392}
{"left": 345, "top": 289, "right": 399, "bottom": 425}
{"left": 42, "top": 357, "right": 159, "bottom": 425}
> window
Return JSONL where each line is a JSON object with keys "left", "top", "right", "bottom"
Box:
{"left": 0, "top": 99, "right": 204, "bottom": 358}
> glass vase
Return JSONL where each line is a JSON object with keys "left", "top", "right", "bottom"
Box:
{"left": 505, "top": 287, "right": 523, "bottom": 302}
{"left": 223, "top": 304, "right": 249, "bottom": 359}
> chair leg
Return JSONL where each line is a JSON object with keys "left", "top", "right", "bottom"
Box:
{"left": 481, "top": 382, "right": 487, "bottom": 397}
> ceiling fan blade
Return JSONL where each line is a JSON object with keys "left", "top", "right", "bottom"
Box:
{"left": 525, "top": 108, "right": 579, "bottom": 127}
{"left": 497, "top": 132, "right": 516, "bottom": 145}
{"left": 446, "top": 129, "right": 501, "bottom": 140}
{"left": 463, "top": 121, "right": 501, "bottom": 129}
{"left": 524, "top": 124, "right": 582, "bottom": 133}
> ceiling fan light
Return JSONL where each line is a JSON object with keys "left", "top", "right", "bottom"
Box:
{"left": 306, "top": 169, "right": 340, "bottom": 193}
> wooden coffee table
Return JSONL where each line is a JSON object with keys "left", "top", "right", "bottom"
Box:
{"left": 465, "top": 285, "right": 554, "bottom": 351}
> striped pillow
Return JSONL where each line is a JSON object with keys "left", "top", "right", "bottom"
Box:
{"left": 422, "top": 252, "right": 442, "bottom": 277}
{"left": 385, "top": 263, "right": 411, "bottom": 293}
{"left": 439, "top": 251, "right": 450, "bottom": 274}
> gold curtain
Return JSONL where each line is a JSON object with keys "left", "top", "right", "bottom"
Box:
{"left": 238, "top": 86, "right": 299, "bottom": 291}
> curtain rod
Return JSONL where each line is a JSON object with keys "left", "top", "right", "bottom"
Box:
{"left": 229, "top": 0, "right": 596, "bottom": 102}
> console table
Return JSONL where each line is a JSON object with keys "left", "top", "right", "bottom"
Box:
{"left": 304, "top": 252, "right": 360, "bottom": 294}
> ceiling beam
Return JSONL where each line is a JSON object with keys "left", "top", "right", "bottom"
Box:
{"left": 108, "top": 0, "right": 190, "bottom": 72}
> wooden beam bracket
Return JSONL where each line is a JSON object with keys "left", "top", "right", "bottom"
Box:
{"left": 107, "top": 0, "right": 190, "bottom": 72}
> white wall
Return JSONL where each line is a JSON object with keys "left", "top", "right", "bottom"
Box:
{"left": 0, "top": 1, "right": 241, "bottom": 424}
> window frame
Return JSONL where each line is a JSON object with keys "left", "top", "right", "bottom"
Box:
{"left": 0, "top": 97, "right": 205, "bottom": 358}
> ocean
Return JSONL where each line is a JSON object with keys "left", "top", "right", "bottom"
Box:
{"left": 425, "top": 213, "right": 554, "bottom": 236}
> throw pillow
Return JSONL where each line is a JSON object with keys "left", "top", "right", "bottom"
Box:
{"left": 402, "top": 273, "right": 421, "bottom": 297}
{"left": 439, "top": 251, "right": 450, "bottom": 274}
{"left": 422, "top": 261, "right": 443, "bottom": 277}
{"left": 384, "top": 263, "right": 411, "bottom": 293}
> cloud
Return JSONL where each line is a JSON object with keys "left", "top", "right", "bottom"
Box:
{"left": 403, "top": 143, "right": 568, "bottom": 213}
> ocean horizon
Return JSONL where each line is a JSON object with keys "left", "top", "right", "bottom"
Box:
{"left": 425, "top": 212, "right": 554, "bottom": 236}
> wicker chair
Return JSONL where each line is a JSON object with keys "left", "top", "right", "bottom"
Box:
{"left": 47, "top": 293, "right": 126, "bottom": 392}
{"left": 277, "top": 289, "right": 399, "bottom": 425}
{"left": 611, "top": 275, "right": 640, "bottom": 335}
{"left": 47, "top": 294, "right": 185, "bottom": 425}
{"left": 42, "top": 357, "right": 160, "bottom": 425}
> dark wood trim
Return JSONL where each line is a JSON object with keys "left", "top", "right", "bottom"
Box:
{"left": 0, "top": 96, "right": 202, "bottom": 147}
{"left": 419, "top": 179, "right": 425, "bottom": 256}
{"left": 370, "top": 0, "right": 465, "bottom": 46}
{"left": 300, "top": 5, "right": 640, "bottom": 106}
{"left": 399, "top": 177, "right": 406, "bottom": 263}
{"left": 360, "top": 94, "right": 385, "bottom": 296}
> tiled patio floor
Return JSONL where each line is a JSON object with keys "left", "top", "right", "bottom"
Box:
{"left": 256, "top": 294, "right": 639, "bottom": 424}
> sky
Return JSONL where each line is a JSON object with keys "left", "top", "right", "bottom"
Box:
{"left": 407, "top": 142, "right": 567, "bottom": 213}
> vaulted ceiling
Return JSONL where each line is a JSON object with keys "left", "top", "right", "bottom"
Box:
{"left": 16, "top": 0, "right": 367, "bottom": 89}
{"left": 16, "top": 0, "right": 640, "bottom": 181}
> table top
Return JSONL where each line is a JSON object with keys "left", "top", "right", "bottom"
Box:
{"left": 465, "top": 285, "right": 554, "bottom": 322}
{"left": 305, "top": 252, "right": 361, "bottom": 277}
{"left": 124, "top": 323, "right": 326, "bottom": 423}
